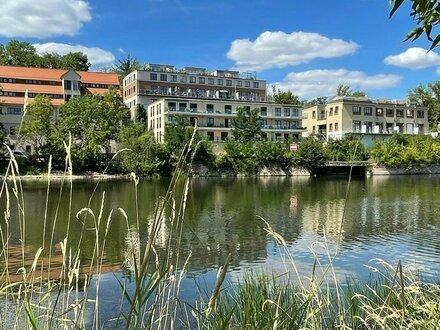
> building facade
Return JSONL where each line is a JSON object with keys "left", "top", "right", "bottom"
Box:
{"left": 122, "top": 64, "right": 267, "bottom": 118}
{"left": 303, "top": 96, "right": 429, "bottom": 139}
{"left": 147, "top": 97, "right": 305, "bottom": 143}
{"left": 0, "top": 65, "right": 120, "bottom": 151}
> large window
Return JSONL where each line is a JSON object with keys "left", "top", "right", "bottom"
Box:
{"left": 170, "top": 75, "right": 177, "bottom": 82}
{"left": 208, "top": 78, "right": 214, "bottom": 85}
{"left": 64, "top": 80, "right": 72, "bottom": 90}
{"left": 292, "top": 108, "right": 299, "bottom": 117}
{"left": 353, "top": 120, "right": 361, "bottom": 132}
{"left": 417, "top": 110, "right": 425, "bottom": 118}
{"left": 260, "top": 107, "right": 267, "bottom": 116}
{"left": 207, "top": 117, "right": 214, "bottom": 127}
{"left": 150, "top": 73, "right": 157, "bottom": 80}
{"left": 199, "top": 77, "right": 205, "bottom": 84}
{"left": 226, "top": 80, "right": 232, "bottom": 86}
{"left": 364, "top": 121, "right": 373, "bottom": 133}
{"left": 217, "top": 79, "right": 223, "bottom": 85}
{"left": 225, "top": 105, "right": 232, "bottom": 114}
{"left": 160, "top": 74, "right": 167, "bottom": 81}
{"left": 352, "top": 106, "right": 361, "bottom": 115}
{"left": 189, "top": 76, "right": 196, "bottom": 83}
{"left": 396, "top": 109, "right": 404, "bottom": 117}
{"left": 284, "top": 108, "right": 290, "bottom": 117}
{"left": 275, "top": 108, "right": 281, "bottom": 116}
{"left": 253, "top": 81, "right": 259, "bottom": 88}
{"left": 207, "top": 104, "right": 214, "bottom": 113}
{"left": 406, "top": 109, "right": 414, "bottom": 118}
{"left": 180, "top": 76, "right": 187, "bottom": 83}
{"left": 364, "top": 106, "right": 372, "bottom": 115}
{"left": 6, "top": 107, "right": 21, "bottom": 115}
{"left": 386, "top": 108, "right": 394, "bottom": 117}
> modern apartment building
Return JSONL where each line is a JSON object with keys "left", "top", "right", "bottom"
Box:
{"left": 0, "top": 65, "right": 119, "bottom": 151}
{"left": 147, "top": 97, "right": 305, "bottom": 143}
{"left": 303, "top": 96, "right": 429, "bottom": 139}
{"left": 122, "top": 64, "right": 267, "bottom": 117}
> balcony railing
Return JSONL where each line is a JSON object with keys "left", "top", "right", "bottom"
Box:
{"left": 138, "top": 89, "right": 265, "bottom": 101}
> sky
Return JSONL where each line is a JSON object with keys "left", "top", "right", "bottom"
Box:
{"left": 0, "top": 0, "right": 439, "bottom": 100}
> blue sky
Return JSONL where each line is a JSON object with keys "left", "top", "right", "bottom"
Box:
{"left": 1, "top": 0, "right": 439, "bottom": 100}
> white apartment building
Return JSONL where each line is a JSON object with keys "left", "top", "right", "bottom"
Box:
{"left": 122, "top": 64, "right": 267, "bottom": 118}
{"left": 147, "top": 97, "right": 305, "bottom": 143}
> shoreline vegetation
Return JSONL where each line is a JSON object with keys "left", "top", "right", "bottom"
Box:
{"left": 1, "top": 131, "right": 440, "bottom": 329}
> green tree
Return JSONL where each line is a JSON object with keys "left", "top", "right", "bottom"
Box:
{"left": 296, "top": 137, "right": 328, "bottom": 175}
{"left": 0, "top": 40, "right": 39, "bottom": 67}
{"left": 20, "top": 95, "right": 54, "bottom": 159}
{"left": 272, "top": 88, "right": 301, "bottom": 104}
{"left": 232, "top": 107, "right": 262, "bottom": 142}
{"left": 336, "top": 84, "right": 352, "bottom": 97}
{"left": 51, "top": 89, "right": 127, "bottom": 171}
{"left": 306, "top": 96, "right": 328, "bottom": 106}
{"left": 112, "top": 54, "right": 141, "bottom": 84}
{"left": 351, "top": 90, "right": 367, "bottom": 97}
{"left": 60, "top": 52, "right": 90, "bottom": 71}
{"left": 390, "top": 0, "right": 440, "bottom": 50}
{"left": 408, "top": 81, "right": 440, "bottom": 129}
{"left": 117, "top": 123, "right": 168, "bottom": 175}
{"left": 38, "top": 53, "right": 62, "bottom": 69}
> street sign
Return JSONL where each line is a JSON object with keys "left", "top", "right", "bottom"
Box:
{"left": 290, "top": 143, "right": 298, "bottom": 152}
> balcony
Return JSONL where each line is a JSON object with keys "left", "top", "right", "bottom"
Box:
{"left": 137, "top": 89, "right": 264, "bottom": 101}
{"left": 261, "top": 125, "right": 305, "bottom": 131}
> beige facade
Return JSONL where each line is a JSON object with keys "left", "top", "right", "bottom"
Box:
{"left": 147, "top": 97, "right": 305, "bottom": 143}
{"left": 303, "top": 97, "right": 429, "bottom": 139}
{"left": 122, "top": 64, "right": 267, "bottom": 118}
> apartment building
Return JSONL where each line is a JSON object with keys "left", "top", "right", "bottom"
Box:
{"left": 147, "top": 97, "right": 305, "bottom": 143}
{"left": 303, "top": 96, "right": 429, "bottom": 140}
{"left": 122, "top": 64, "right": 267, "bottom": 118}
{"left": 0, "top": 65, "right": 119, "bottom": 151}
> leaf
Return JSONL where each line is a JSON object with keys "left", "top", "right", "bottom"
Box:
{"left": 403, "top": 27, "right": 424, "bottom": 42}
{"left": 429, "top": 34, "right": 440, "bottom": 51}
{"left": 389, "top": 0, "right": 405, "bottom": 18}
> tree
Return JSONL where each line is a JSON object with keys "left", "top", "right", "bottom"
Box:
{"left": 59, "top": 52, "right": 90, "bottom": 71}
{"left": 390, "top": 0, "right": 440, "bottom": 50}
{"left": 296, "top": 137, "right": 328, "bottom": 175}
{"left": 0, "top": 40, "right": 40, "bottom": 67}
{"left": 232, "top": 107, "right": 262, "bottom": 142}
{"left": 408, "top": 81, "right": 440, "bottom": 129}
{"left": 51, "top": 89, "right": 127, "bottom": 170}
{"left": 351, "top": 90, "right": 367, "bottom": 97}
{"left": 20, "top": 95, "right": 54, "bottom": 159}
{"left": 306, "top": 96, "right": 328, "bottom": 106}
{"left": 272, "top": 88, "right": 301, "bottom": 104}
{"left": 336, "top": 84, "right": 352, "bottom": 97}
{"left": 38, "top": 53, "right": 62, "bottom": 69}
{"left": 112, "top": 54, "right": 141, "bottom": 84}
{"left": 117, "top": 123, "right": 168, "bottom": 175}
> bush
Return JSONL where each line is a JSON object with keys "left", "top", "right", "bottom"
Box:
{"left": 295, "top": 137, "right": 328, "bottom": 175}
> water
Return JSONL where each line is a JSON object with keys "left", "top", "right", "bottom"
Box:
{"left": 2, "top": 175, "right": 440, "bottom": 325}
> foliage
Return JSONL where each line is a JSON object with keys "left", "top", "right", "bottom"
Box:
{"left": 325, "top": 136, "right": 369, "bottom": 161}
{"left": 231, "top": 107, "right": 262, "bottom": 142}
{"left": 51, "top": 89, "right": 127, "bottom": 171}
{"left": 117, "top": 123, "right": 169, "bottom": 175}
{"left": 390, "top": 0, "right": 440, "bottom": 50}
{"left": 408, "top": 81, "right": 440, "bottom": 129}
{"left": 164, "top": 116, "right": 215, "bottom": 168}
{"left": 0, "top": 40, "right": 90, "bottom": 70}
{"left": 112, "top": 54, "right": 141, "bottom": 84}
{"left": 306, "top": 96, "right": 328, "bottom": 106}
{"left": 20, "top": 95, "right": 54, "bottom": 159}
{"left": 272, "top": 88, "right": 302, "bottom": 104}
{"left": 295, "top": 137, "right": 328, "bottom": 175}
{"left": 335, "top": 84, "right": 366, "bottom": 97}
{"left": 370, "top": 134, "right": 440, "bottom": 168}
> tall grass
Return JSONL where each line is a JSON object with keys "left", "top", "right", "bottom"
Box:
{"left": 1, "top": 120, "right": 440, "bottom": 330}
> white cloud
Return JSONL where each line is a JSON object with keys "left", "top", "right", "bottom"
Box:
{"left": 0, "top": 0, "right": 91, "bottom": 38}
{"left": 384, "top": 47, "right": 440, "bottom": 69}
{"left": 118, "top": 48, "right": 126, "bottom": 54}
{"left": 273, "top": 69, "right": 402, "bottom": 99}
{"left": 34, "top": 43, "right": 115, "bottom": 65}
{"left": 227, "top": 31, "right": 359, "bottom": 71}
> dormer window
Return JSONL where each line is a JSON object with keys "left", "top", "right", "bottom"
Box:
{"left": 65, "top": 80, "right": 72, "bottom": 90}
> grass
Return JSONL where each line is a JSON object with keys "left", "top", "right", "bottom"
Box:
{"left": 1, "top": 124, "right": 440, "bottom": 329}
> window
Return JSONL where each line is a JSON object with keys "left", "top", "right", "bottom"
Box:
{"left": 208, "top": 78, "right": 214, "bottom": 85}
{"left": 292, "top": 108, "right": 299, "bottom": 117}
{"left": 275, "top": 120, "right": 282, "bottom": 128}
{"left": 245, "top": 81, "right": 250, "bottom": 87}
{"left": 64, "top": 80, "right": 72, "bottom": 90}
{"left": 335, "top": 122, "right": 339, "bottom": 131}
{"left": 225, "top": 105, "right": 232, "bottom": 114}
{"left": 312, "top": 111, "right": 316, "bottom": 119}
{"left": 329, "top": 123, "right": 333, "bottom": 132}
{"left": 207, "top": 132, "right": 214, "bottom": 140}
{"left": 179, "top": 103, "right": 187, "bottom": 111}
{"left": 237, "top": 81, "right": 242, "bottom": 87}
{"left": 9, "top": 126, "right": 16, "bottom": 135}
{"left": 335, "top": 106, "right": 339, "bottom": 115}
{"left": 260, "top": 107, "right": 267, "bottom": 116}
{"left": 375, "top": 108, "right": 383, "bottom": 116}
{"left": 364, "top": 107, "right": 372, "bottom": 115}
{"left": 329, "top": 107, "right": 333, "bottom": 116}
{"left": 189, "top": 76, "right": 196, "bottom": 83}
{"left": 207, "top": 117, "right": 214, "bottom": 127}
{"left": 221, "top": 132, "right": 228, "bottom": 141}
{"left": 150, "top": 73, "right": 157, "bottom": 80}
{"left": 275, "top": 108, "right": 281, "bottom": 116}
{"left": 160, "top": 74, "right": 167, "bottom": 81}
{"left": 6, "top": 107, "right": 21, "bottom": 115}
{"left": 190, "top": 103, "right": 197, "bottom": 112}
{"left": 199, "top": 77, "right": 205, "bottom": 84}
{"left": 406, "top": 109, "right": 414, "bottom": 118}
{"left": 73, "top": 80, "right": 80, "bottom": 91}
{"left": 253, "top": 82, "right": 259, "bottom": 88}
{"left": 180, "top": 76, "right": 187, "bottom": 83}
{"left": 353, "top": 120, "right": 361, "bottom": 132}
{"left": 352, "top": 106, "right": 361, "bottom": 115}
{"left": 171, "top": 75, "right": 177, "bottom": 82}
{"left": 226, "top": 80, "right": 232, "bottom": 86}
{"left": 364, "top": 121, "right": 373, "bottom": 133}
{"left": 396, "top": 109, "right": 404, "bottom": 117}
{"left": 417, "top": 110, "right": 425, "bottom": 118}
{"left": 217, "top": 79, "right": 223, "bottom": 85}
{"left": 262, "top": 119, "right": 268, "bottom": 127}
{"left": 386, "top": 108, "right": 394, "bottom": 117}
{"left": 284, "top": 108, "right": 290, "bottom": 116}
{"left": 207, "top": 104, "right": 214, "bottom": 113}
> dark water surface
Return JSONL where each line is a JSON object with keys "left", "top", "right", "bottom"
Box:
{"left": 2, "top": 175, "right": 440, "bottom": 324}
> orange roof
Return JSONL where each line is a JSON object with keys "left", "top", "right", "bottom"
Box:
{"left": 0, "top": 96, "right": 64, "bottom": 106}
{"left": 0, "top": 65, "right": 66, "bottom": 81}
{"left": 78, "top": 71, "right": 119, "bottom": 85}
{"left": 0, "top": 82, "right": 62, "bottom": 94}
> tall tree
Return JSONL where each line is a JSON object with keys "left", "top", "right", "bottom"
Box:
{"left": 272, "top": 89, "right": 301, "bottom": 104}
{"left": 0, "top": 40, "right": 40, "bottom": 67}
{"left": 232, "top": 107, "right": 262, "bottom": 142}
{"left": 306, "top": 96, "right": 328, "bottom": 106}
{"left": 390, "top": 0, "right": 440, "bottom": 50}
{"left": 20, "top": 95, "right": 54, "bottom": 159}
{"left": 60, "top": 52, "right": 90, "bottom": 71}
{"left": 408, "top": 81, "right": 440, "bottom": 129}
{"left": 112, "top": 54, "right": 141, "bottom": 84}
{"left": 336, "top": 84, "right": 352, "bottom": 96}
